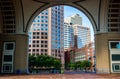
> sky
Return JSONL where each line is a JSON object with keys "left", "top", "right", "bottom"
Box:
{"left": 64, "top": 6, "right": 94, "bottom": 41}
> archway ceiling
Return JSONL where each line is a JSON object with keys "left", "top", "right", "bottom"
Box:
{"left": 33, "top": 0, "right": 85, "bottom": 3}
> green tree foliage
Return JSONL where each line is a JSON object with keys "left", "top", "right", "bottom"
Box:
{"left": 28, "top": 55, "right": 61, "bottom": 69}
{"left": 29, "top": 55, "right": 36, "bottom": 68}
{"left": 53, "top": 59, "right": 61, "bottom": 69}
{"left": 74, "top": 61, "right": 82, "bottom": 69}
{"left": 68, "top": 62, "right": 75, "bottom": 70}
{"left": 67, "top": 60, "right": 92, "bottom": 70}
{"left": 83, "top": 60, "right": 92, "bottom": 68}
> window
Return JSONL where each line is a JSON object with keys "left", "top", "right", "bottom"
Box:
{"left": 44, "top": 32, "right": 47, "bottom": 35}
{"left": 37, "top": 32, "right": 39, "bottom": 35}
{"left": 41, "top": 12, "right": 44, "bottom": 14}
{"left": 37, "top": 45, "right": 39, "bottom": 47}
{"left": 41, "top": 24, "right": 44, "bottom": 26}
{"left": 41, "top": 41, "right": 43, "bottom": 43}
{"left": 37, "top": 41, "right": 39, "bottom": 43}
{"left": 33, "top": 41, "right": 35, "bottom": 43}
{"left": 37, "top": 49, "right": 39, "bottom": 52}
{"left": 45, "top": 36, "right": 47, "bottom": 39}
{"left": 3, "top": 64, "right": 12, "bottom": 72}
{"left": 5, "top": 43, "right": 14, "bottom": 50}
{"left": 45, "top": 49, "right": 47, "bottom": 52}
{"left": 37, "top": 20, "right": 40, "bottom": 22}
{"left": 112, "top": 63, "right": 120, "bottom": 72}
{"left": 45, "top": 24, "right": 48, "bottom": 27}
{"left": 45, "top": 16, "right": 48, "bottom": 18}
{"left": 45, "top": 45, "right": 47, "bottom": 47}
{"left": 38, "top": 16, "right": 40, "bottom": 18}
{"left": 45, "top": 28, "right": 48, "bottom": 31}
{"left": 33, "top": 36, "right": 35, "bottom": 39}
{"left": 29, "top": 45, "right": 31, "bottom": 47}
{"left": 33, "top": 45, "right": 35, "bottom": 47}
{"left": 110, "top": 42, "right": 120, "bottom": 48}
{"left": 37, "top": 36, "right": 39, "bottom": 39}
{"left": 45, "top": 41, "right": 48, "bottom": 43}
{"left": 41, "top": 45, "right": 43, "bottom": 47}
{"left": 29, "top": 49, "right": 31, "bottom": 52}
{"left": 41, "top": 28, "right": 44, "bottom": 30}
{"left": 41, "top": 36, "right": 44, "bottom": 39}
{"left": 41, "top": 49, "right": 43, "bottom": 52}
{"left": 41, "top": 16, "right": 44, "bottom": 18}
{"left": 45, "top": 20, "right": 48, "bottom": 23}
{"left": 4, "top": 55, "right": 12, "bottom": 62}
{"left": 112, "top": 55, "right": 120, "bottom": 61}
{"left": 41, "top": 32, "right": 44, "bottom": 35}
{"left": 33, "top": 49, "right": 35, "bottom": 52}
{"left": 33, "top": 32, "right": 36, "bottom": 35}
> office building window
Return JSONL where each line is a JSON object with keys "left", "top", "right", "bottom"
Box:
{"left": 41, "top": 16, "right": 44, "bottom": 18}
{"left": 38, "top": 16, "right": 40, "bottom": 18}
{"left": 45, "top": 45, "right": 47, "bottom": 47}
{"left": 33, "top": 49, "right": 35, "bottom": 52}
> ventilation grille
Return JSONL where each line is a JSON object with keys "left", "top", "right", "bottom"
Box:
{"left": 108, "top": 0, "right": 120, "bottom": 32}
{"left": 0, "top": 0, "right": 16, "bottom": 34}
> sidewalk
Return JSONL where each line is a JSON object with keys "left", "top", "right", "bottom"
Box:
{"left": 0, "top": 74, "right": 120, "bottom": 79}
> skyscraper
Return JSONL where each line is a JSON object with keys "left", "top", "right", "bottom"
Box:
{"left": 73, "top": 24, "right": 91, "bottom": 48}
{"left": 64, "top": 14, "right": 82, "bottom": 25}
{"left": 64, "top": 22, "right": 74, "bottom": 50}
{"left": 64, "top": 14, "right": 91, "bottom": 48}
{"left": 28, "top": 6, "right": 64, "bottom": 64}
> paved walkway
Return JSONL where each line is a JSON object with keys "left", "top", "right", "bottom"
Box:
{"left": 0, "top": 74, "right": 120, "bottom": 79}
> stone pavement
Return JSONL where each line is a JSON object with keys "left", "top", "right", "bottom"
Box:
{"left": 0, "top": 74, "right": 120, "bottom": 79}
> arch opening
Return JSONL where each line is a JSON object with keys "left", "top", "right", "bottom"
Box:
{"left": 28, "top": 5, "right": 95, "bottom": 74}
{"left": 26, "top": 3, "right": 97, "bottom": 34}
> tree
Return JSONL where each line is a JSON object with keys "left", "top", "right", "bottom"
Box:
{"left": 53, "top": 59, "right": 61, "bottom": 69}
{"left": 28, "top": 55, "right": 61, "bottom": 69}
{"left": 68, "top": 62, "right": 75, "bottom": 70}
{"left": 83, "top": 60, "right": 92, "bottom": 68}
{"left": 45, "top": 57, "right": 54, "bottom": 67}
{"left": 28, "top": 55, "right": 36, "bottom": 68}
{"left": 74, "top": 60, "right": 92, "bottom": 71}
{"left": 74, "top": 61, "right": 81, "bottom": 69}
